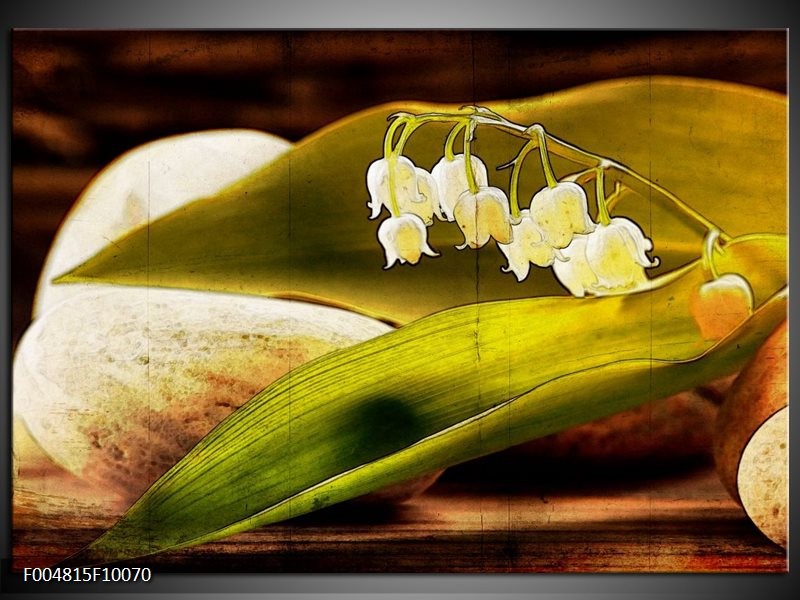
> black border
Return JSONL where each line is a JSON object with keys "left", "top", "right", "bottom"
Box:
{"left": 2, "top": 1, "right": 796, "bottom": 598}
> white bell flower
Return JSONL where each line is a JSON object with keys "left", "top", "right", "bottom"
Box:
{"left": 553, "top": 217, "right": 658, "bottom": 297}
{"left": 431, "top": 154, "right": 489, "bottom": 221}
{"left": 551, "top": 234, "right": 597, "bottom": 297}
{"left": 587, "top": 217, "right": 659, "bottom": 291}
{"left": 377, "top": 214, "right": 439, "bottom": 268}
{"left": 529, "top": 181, "right": 596, "bottom": 249}
{"left": 413, "top": 166, "right": 443, "bottom": 223}
{"left": 366, "top": 156, "right": 440, "bottom": 225}
{"left": 497, "top": 210, "right": 567, "bottom": 281}
{"left": 452, "top": 186, "right": 513, "bottom": 249}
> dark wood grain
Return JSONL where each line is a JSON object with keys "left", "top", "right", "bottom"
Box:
{"left": 12, "top": 465, "right": 787, "bottom": 573}
{"left": 11, "top": 419, "right": 787, "bottom": 574}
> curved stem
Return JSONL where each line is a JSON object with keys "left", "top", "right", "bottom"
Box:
{"left": 595, "top": 166, "right": 611, "bottom": 226}
{"left": 468, "top": 114, "right": 730, "bottom": 241}
{"left": 394, "top": 113, "right": 474, "bottom": 158}
{"left": 386, "top": 154, "right": 401, "bottom": 216}
{"left": 605, "top": 181, "right": 634, "bottom": 212}
{"left": 559, "top": 167, "right": 595, "bottom": 186}
{"left": 444, "top": 121, "right": 467, "bottom": 161}
{"left": 463, "top": 118, "right": 479, "bottom": 194}
{"left": 383, "top": 115, "right": 411, "bottom": 158}
{"left": 383, "top": 108, "right": 728, "bottom": 243}
{"left": 383, "top": 117, "right": 412, "bottom": 217}
{"left": 508, "top": 139, "right": 538, "bottom": 220}
{"left": 394, "top": 119, "right": 421, "bottom": 157}
{"left": 383, "top": 110, "right": 478, "bottom": 217}
{"left": 528, "top": 124, "right": 558, "bottom": 188}
{"left": 702, "top": 229, "right": 721, "bottom": 280}
{"left": 389, "top": 109, "right": 484, "bottom": 158}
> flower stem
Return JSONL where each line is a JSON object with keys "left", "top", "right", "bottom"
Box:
{"left": 605, "top": 181, "right": 635, "bottom": 212}
{"left": 702, "top": 229, "right": 721, "bottom": 280}
{"left": 527, "top": 124, "right": 558, "bottom": 189}
{"left": 386, "top": 154, "right": 401, "bottom": 216}
{"left": 508, "top": 139, "right": 538, "bottom": 220}
{"left": 382, "top": 116, "right": 412, "bottom": 217}
{"left": 463, "top": 118, "right": 479, "bottom": 194}
{"left": 394, "top": 119, "right": 419, "bottom": 157}
{"left": 595, "top": 166, "right": 612, "bottom": 226}
{"left": 469, "top": 114, "right": 730, "bottom": 241}
{"left": 444, "top": 122, "right": 467, "bottom": 161}
{"left": 383, "top": 115, "right": 411, "bottom": 158}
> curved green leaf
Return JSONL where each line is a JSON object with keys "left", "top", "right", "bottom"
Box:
{"left": 64, "top": 233, "right": 787, "bottom": 565}
{"left": 55, "top": 77, "right": 787, "bottom": 324}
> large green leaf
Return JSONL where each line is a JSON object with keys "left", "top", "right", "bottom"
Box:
{"left": 64, "top": 233, "right": 787, "bottom": 565}
{"left": 55, "top": 77, "right": 787, "bottom": 324}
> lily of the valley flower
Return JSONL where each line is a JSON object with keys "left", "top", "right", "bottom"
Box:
{"left": 552, "top": 217, "right": 658, "bottom": 297}
{"left": 587, "top": 217, "right": 659, "bottom": 291}
{"left": 413, "top": 166, "right": 443, "bottom": 223}
{"left": 688, "top": 230, "right": 754, "bottom": 340}
{"left": 377, "top": 213, "right": 439, "bottom": 269}
{"left": 367, "top": 156, "right": 441, "bottom": 225}
{"left": 452, "top": 186, "right": 513, "bottom": 249}
{"left": 689, "top": 273, "right": 754, "bottom": 340}
{"left": 551, "top": 234, "right": 596, "bottom": 297}
{"left": 431, "top": 154, "right": 489, "bottom": 221}
{"left": 529, "top": 181, "right": 596, "bottom": 249}
{"left": 498, "top": 210, "right": 567, "bottom": 281}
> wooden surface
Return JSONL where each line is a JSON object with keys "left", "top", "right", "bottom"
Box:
{"left": 12, "top": 423, "right": 787, "bottom": 573}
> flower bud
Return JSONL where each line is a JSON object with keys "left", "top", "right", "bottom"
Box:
{"left": 689, "top": 273, "right": 754, "bottom": 340}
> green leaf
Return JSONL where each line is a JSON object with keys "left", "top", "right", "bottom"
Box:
{"left": 64, "top": 233, "right": 787, "bottom": 565}
{"left": 55, "top": 77, "right": 786, "bottom": 325}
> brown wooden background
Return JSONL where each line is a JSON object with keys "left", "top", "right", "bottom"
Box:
{"left": 11, "top": 29, "right": 787, "bottom": 349}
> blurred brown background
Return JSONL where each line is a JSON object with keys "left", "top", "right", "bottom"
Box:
{"left": 11, "top": 30, "right": 787, "bottom": 349}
